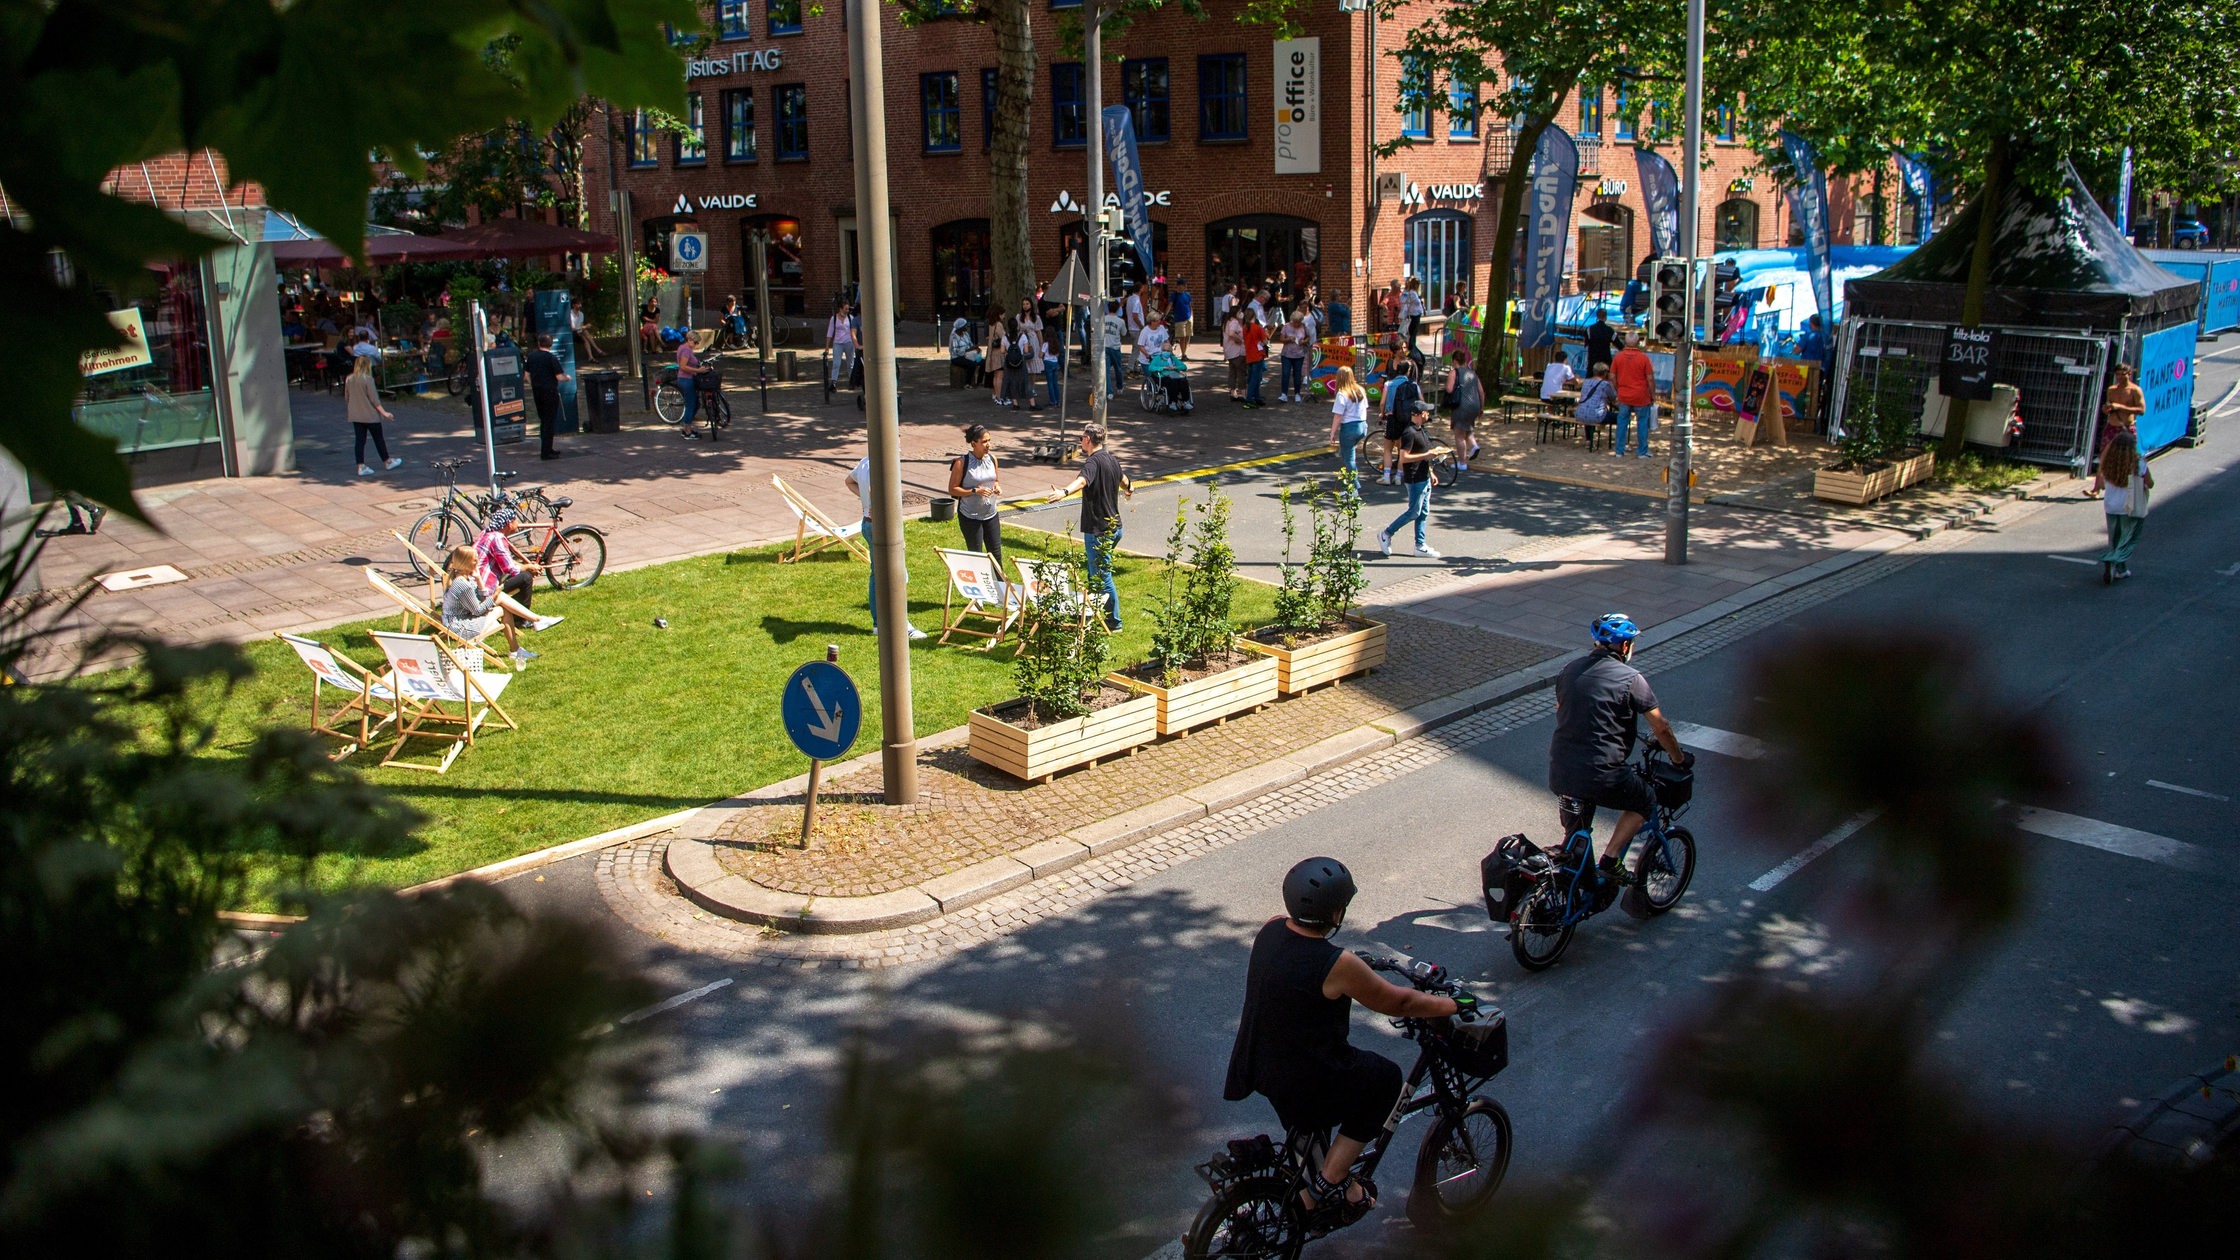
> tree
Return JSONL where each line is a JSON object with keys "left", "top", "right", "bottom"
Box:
{"left": 1390, "top": 0, "right": 1683, "bottom": 385}
{"left": 893, "top": 2, "right": 1037, "bottom": 311}
{"left": 0, "top": 0, "right": 696, "bottom": 521}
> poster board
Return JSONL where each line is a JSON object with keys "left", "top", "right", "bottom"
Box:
{"left": 1733, "top": 364, "right": 1787, "bottom": 446}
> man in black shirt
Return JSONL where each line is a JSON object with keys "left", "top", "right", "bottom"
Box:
{"left": 1056, "top": 424, "right": 1131, "bottom": 630}
{"left": 1547, "top": 613, "right": 1691, "bottom": 887}
{"left": 1583, "top": 309, "right": 1616, "bottom": 373}
{"left": 523, "top": 333, "right": 571, "bottom": 460}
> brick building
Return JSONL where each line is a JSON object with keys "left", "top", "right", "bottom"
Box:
{"left": 585, "top": 2, "right": 1905, "bottom": 328}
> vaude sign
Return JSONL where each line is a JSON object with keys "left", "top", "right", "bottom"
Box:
{"left": 1048, "top": 189, "right": 1172, "bottom": 214}
{"left": 686, "top": 49, "right": 783, "bottom": 79}
{"left": 672, "top": 193, "right": 759, "bottom": 214}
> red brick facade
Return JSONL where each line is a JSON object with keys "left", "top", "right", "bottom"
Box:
{"left": 582, "top": 4, "right": 1897, "bottom": 327}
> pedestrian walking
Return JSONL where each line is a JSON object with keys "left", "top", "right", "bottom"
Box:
{"left": 343, "top": 355, "right": 403, "bottom": 477}
{"left": 1398, "top": 277, "right": 1426, "bottom": 355}
{"left": 1376, "top": 387, "right": 1440, "bottom": 560}
{"left": 846, "top": 455, "right": 929, "bottom": 640}
{"left": 1379, "top": 359, "right": 1421, "bottom": 484}
{"left": 1222, "top": 309, "right": 1248, "bottom": 400}
{"left": 948, "top": 423, "right": 1005, "bottom": 571}
{"left": 1100, "top": 300, "right": 1127, "bottom": 403}
{"left": 1056, "top": 424, "right": 1133, "bottom": 631}
{"left": 1610, "top": 333, "right": 1658, "bottom": 457}
{"left": 1444, "top": 350, "right": 1483, "bottom": 468}
{"left": 675, "top": 328, "right": 717, "bottom": 439}
{"left": 2087, "top": 363, "right": 2146, "bottom": 498}
{"left": 995, "top": 315, "right": 1041, "bottom": 411}
{"left": 1169, "top": 277, "right": 1194, "bottom": 360}
{"left": 2095, "top": 426, "right": 2152, "bottom": 583}
{"left": 826, "top": 299, "right": 858, "bottom": 388}
{"left": 1278, "top": 307, "right": 1312, "bottom": 402}
{"left": 1583, "top": 309, "right": 1615, "bottom": 373}
{"left": 1327, "top": 366, "right": 1370, "bottom": 483}
{"left": 524, "top": 333, "right": 571, "bottom": 461}
{"left": 1242, "top": 313, "right": 1270, "bottom": 407}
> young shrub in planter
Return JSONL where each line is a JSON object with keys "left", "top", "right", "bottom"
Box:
{"left": 1816, "top": 377, "right": 1914, "bottom": 505}
{"left": 968, "top": 535, "right": 1157, "bottom": 782}
{"left": 1115, "top": 485, "right": 1280, "bottom": 734}
{"left": 1252, "top": 470, "right": 1387, "bottom": 693}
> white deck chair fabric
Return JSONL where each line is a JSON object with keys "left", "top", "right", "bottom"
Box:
{"left": 770, "top": 474, "right": 869, "bottom": 563}
{"left": 368, "top": 630, "right": 516, "bottom": 772}
{"left": 277, "top": 632, "right": 397, "bottom": 758}
{"left": 934, "top": 547, "right": 1021, "bottom": 648}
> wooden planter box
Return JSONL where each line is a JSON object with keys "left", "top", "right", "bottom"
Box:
{"left": 1893, "top": 450, "right": 1934, "bottom": 489}
{"left": 1813, "top": 462, "right": 1902, "bottom": 505}
{"left": 968, "top": 688, "right": 1159, "bottom": 783}
{"left": 1112, "top": 642, "right": 1283, "bottom": 736}
{"left": 1250, "top": 617, "right": 1388, "bottom": 695}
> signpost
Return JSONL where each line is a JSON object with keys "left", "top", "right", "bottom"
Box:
{"left": 781, "top": 647, "right": 863, "bottom": 842}
{"left": 671, "top": 226, "right": 709, "bottom": 324}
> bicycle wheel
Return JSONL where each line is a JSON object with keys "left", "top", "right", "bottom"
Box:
{"left": 1407, "top": 1097, "right": 1513, "bottom": 1230}
{"left": 653, "top": 383, "right": 685, "bottom": 425}
{"left": 1430, "top": 453, "right": 1461, "bottom": 488}
{"left": 542, "top": 525, "right": 607, "bottom": 590}
{"left": 405, "top": 510, "right": 474, "bottom": 578}
{"left": 1509, "top": 883, "right": 1574, "bottom": 971}
{"left": 707, "top": 391, "right": 732, "bottom": 435}
{"left": 1623, "top": 825, "right": 1696, "bottom": 918}
{"left": 1183, "top": 1176, "right": 1306, "bottom": 1260}
{"left": 447, "top": 361, "right": 472, "bottom": 397}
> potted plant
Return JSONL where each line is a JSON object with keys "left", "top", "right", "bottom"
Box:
{"left": 1815, "top": 377, "right": 1925, "bottom": 505}
{"left": 1110, "top": 486, "right": 1280, "bottom": 735}
{"left": 1249, "top": 473, "right": 1386, "bottom": 694}
{"left": 967, "top": 536, "right": 1158, "bottom": 782}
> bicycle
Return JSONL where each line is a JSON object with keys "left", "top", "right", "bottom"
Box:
{"left": 1183, "top": 956, "right": 1513, "bottom": 1256}
{"left": 402, "top": 457, "right": 525, "bottom": 579}
{"left": 653, "top": 365, "right": 731, "bottom": 437}
{"left": 1485, "top": 744, "right": 1698, "bottom": 972}
{"left": 508, "top": 493, "right": 607, "bottom": 590}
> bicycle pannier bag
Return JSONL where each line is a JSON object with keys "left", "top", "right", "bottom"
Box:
{"left": 1437, "top": 1011, "right": 1510, "bottom": 1078}
{"left": 1480, "top": 833, "right": 1544, "bottom": 920}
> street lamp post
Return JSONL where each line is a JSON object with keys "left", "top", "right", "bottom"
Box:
{"left": 845, "top": 0, "right": 918, "bottom": 803}
{"left": 1665, "top": 0, "right": 1704, "bottom": 565}
{"left": 1085, "top": 0, "right": 1108, "bottom": 425}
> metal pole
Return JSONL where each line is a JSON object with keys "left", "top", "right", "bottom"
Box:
{"left": 751, "top": 229, "right": 773, "bottom": 411}
{"left": 1665, "top": 0, "right": 1703, "bottom": 566}
{"left": 614, "top": 187, "right": 643, "bottom": 382}
{"left": 846, "top": 0, "right": 918, "bottom": 804}
{"left": 1085, "top": 0, "right": 1108, "bottom": 424}
{"left": 472, "top": 301, "right": 500, "bottom": 494}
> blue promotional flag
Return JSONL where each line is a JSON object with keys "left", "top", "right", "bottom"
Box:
{"left": 1100, "top": 106, "right": 1157, "bottom": 276}
{"left": 1519, "top": 125, "right": 1580, "bottom": 350}
{"left": 1634, "top": 147, "right": 1680, "bottom": 258}
{"left": 2115, "top": 146, "right": 2134, "bottom": 235}
{"left": 1896, "top": 152, "right": 1934, "bottom": 235}
{"left": 1780, "top": 130, "right": 1834, "bottom": 337}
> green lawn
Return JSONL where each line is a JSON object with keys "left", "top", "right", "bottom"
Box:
{"left": 177, "top": 519, "right": 1275, "bottom": 897}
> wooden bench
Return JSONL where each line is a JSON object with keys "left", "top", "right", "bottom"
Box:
{"left": 1536, "top": 411, "right": 1608, "bottom": 451}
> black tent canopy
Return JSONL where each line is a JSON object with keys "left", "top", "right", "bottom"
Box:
{"left": 1845, "top": 164, "right": 2199, "bottom": 328}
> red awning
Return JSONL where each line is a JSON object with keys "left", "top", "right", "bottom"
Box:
{"left": 269, "top": 233, "right": 482, "bottom": 265}
{"left": 441, "top": 219, "right": 618, "bottom": 259}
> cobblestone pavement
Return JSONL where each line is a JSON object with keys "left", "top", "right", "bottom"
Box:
{"left": 594, "top": 524, "right": 1969, "bottom": 965}
{"left": 694, "top": 612, "right": 1556, "bottom": 898}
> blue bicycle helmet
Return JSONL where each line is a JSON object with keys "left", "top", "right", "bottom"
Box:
{"left": 1590, "top": 613, "right": 1640, "bottom": 647}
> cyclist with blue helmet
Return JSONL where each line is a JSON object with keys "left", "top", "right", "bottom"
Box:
{"left": 1547, "top": 613, "right": 1691, "bottom": 892}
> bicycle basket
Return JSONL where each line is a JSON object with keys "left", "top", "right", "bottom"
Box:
{"left": 1434, "top": 1013, "right": 1510, "bottom": 1079}
{"left": 1650, "top": 759, "right": 1694, "bottom": 808}
{"left": 1480, "top": 834, "right": 1546, "bottom": 921}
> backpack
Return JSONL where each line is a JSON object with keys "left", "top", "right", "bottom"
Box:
{"left": 1003, "top": 338, "right": 1024, "bottom": 371}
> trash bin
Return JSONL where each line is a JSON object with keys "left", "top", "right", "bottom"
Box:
{"left": 776, "top": 349, "right": 799, "bottom": 381}
{"left": 582, "top": 369, "right": 622, "bottom": 433}
{"left": 929, "top": 496, "right": 957, "bottom": 522}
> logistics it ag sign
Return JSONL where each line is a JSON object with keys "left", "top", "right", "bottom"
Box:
{"left": 1274, "top": 38, "right": 1320, "bottom": 175}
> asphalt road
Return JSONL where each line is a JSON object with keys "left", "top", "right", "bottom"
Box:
{"left": 511, "top": 347, "right": 2240, "bottom": 1253}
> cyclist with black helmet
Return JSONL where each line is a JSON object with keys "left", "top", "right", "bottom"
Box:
{"left": 1224, "top": 858, "right": 1473, "bottom": 1227}
{"left": 1548, "top": 613, "right": 1691, "bottom": 892}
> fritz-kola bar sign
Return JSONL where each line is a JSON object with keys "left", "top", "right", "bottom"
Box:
{"left": 686, "top": 48, "right": 783, "bottom": 79}
{"left": 1274, "top": 38, "right": 1320, "bottom": 175}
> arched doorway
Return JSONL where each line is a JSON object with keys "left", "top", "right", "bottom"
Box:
{"left": 1204, "top": 214, "right": 1320, "bottom": 302}
{"left": 739, "top": 214, "right": 806, "bottom": 315}
{"left": 1403, "top": 210, "right": 1473, "bottom": 309}
{"left": 931, "top": 219, "right": 993, "bottom": 322}
{"left": 1714, "top": 198, "right": 1760, "bottom": 251}
{"left": 1577, "top": 203, "right": 1634, "bottom": 297}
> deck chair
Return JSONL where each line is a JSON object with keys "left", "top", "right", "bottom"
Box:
{"left": 368, "top": 630, "right": 517, "bottom": 773}
{"left": 364, "top": 566, "right": 515, "bottom": 671}
{"left": 1013, "top": 555, "right": 1095, "bottom": 642}
{"left": 771, "top": 473, "right": 869, "bottom": 563}
{"left": 393, "top": 530, "right": 446, "bottom": 605}
{"left": 934, "top": 547, "right": 1022, "bottom": 650}
{"left": 277, "top": 632, "right": 397, "bottom": 758}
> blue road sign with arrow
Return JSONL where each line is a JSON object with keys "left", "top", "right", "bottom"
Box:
{"left": 781, "top": 660, "right": 861, "bottom": 761}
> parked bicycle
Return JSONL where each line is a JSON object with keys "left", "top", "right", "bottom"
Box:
{"left": 652, "top": 364, "right": 732, "bottom": 437}
{"left": 1183, "top": 956, "right": 1512, "bottom": 1256}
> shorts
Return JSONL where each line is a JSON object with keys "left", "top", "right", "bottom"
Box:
{"left": 1556, "top": 766, "right": 1659, "bottom": 832}
{"left": 1264, "top": 1048, "right": 1404, "bottom": 1144}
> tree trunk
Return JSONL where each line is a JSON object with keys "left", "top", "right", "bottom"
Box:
{"left": 1943, "top": 132, "right": 2010, "bottom": 458}
{"left": 988, "top": 1, "right": 1035, "bottom": 311}
{"left": 1474, "top": 110, "right": 1558, "bottom": 388}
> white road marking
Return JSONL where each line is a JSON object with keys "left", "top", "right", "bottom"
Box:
{"left": 1673, "top": 722, "right": 1767, "bottom": 760}
{"left": 2046, "top": 555, "right": 2098, "bottom": 566}
{"left": 618, "top": 977, "right": 734, "bottom": 1025}
{"left": 2013, "top": 807, "right": 2204, "bottom": 870}
{"left": 1414, "top": 909, "right": 1498, "bottom": 934}
{"left": 2147, "top": 779, "right": 2230, "bottom": 802}
{"left": 1749, "top": 809, "right": 1883, "bottom": 891}
{"left": 2220, "top": 562, "right": 2240, "bottom": 577}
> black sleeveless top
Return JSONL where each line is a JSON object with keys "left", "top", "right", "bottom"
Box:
{"left": 1224, "top": 917, "right": 1353, "bottom": 1102}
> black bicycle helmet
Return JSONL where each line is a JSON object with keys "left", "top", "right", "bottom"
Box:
{"left": 1283, "top": 857, "right": 1358, "bottom": 928}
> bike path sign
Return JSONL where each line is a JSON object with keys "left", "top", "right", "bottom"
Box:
{"left": 781, "top": 660, "right": 861, "bottom": 761}
{"left": 671, "top": 228, "right": 709, "bottom": 273}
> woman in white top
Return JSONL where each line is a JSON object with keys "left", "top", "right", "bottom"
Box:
{"left": 825, "top": 299, "right": 857, "bottom": 387}
{"left": 1540, "top": 348, "right": 1577, "bottom": 400}
{"left": 1326, "top": 366, "right": 1371, "bottom": 484}
{"left": 947, "top": 423, "right": 1005, "bottom": 569}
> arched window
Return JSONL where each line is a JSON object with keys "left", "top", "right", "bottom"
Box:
{"left": 1714, "top": 198, "right": 1760, "bottom": 251}
{"left": 739, "top": 214, "right": 806, "bottom": 315}
{"left": 1578, "top": 203, "right": 1634, "bottom": 295}
{"left": 1204, "top": 214, "right": 1321, "bottom": 301}
{"left": 1403, "top": 210, "right": 1473, "bottom": 309}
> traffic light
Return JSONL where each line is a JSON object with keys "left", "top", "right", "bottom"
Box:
{"left": 1707, "top": 261, "right": 1742, "bottom": 341}
{"left": 1649, "top": 256, "right": 1690, "bottom": 345}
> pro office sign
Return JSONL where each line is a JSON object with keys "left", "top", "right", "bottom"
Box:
{"left": 1274, "top": 38, "right": 1320, "bottom": 175}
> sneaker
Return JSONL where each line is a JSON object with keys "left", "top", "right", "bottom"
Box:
{"left": 1597, "top": 855, "right": 1634, "bottom": 887}
{"left": 1376, "top": 529, "right": 1392, "bottom": 557}
{"left": 529, "top": 614, "right": 565, "bottom": 632}
{"left": 1417, "top": 545, "right": 1441, "bottom": 559}
{"left": 356, "top": 464, "right": 376, "bottom": 477}
{"left": 906, "top": 625, "right": 930, "bottom": 640}
{"left": 510, "top": 647, "right": 540, "bottom": 663}
{"left": 2115, "top": 566, "right": 2133, "bottom": 581}
{"left": 383, "top": 457, "right": 404, "bottom": 471}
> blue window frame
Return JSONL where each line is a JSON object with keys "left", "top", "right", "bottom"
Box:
{"left": 723, "top": 89, "right": 756, "bottom": 162}
{"left": 1579, "top": 86, "right": 1602, "bottom": 138}
{"left": 626, "top": 108, "right": 658, "bottom": 168}
{"left": 767, "top": 0, "right": 801, "bottom": 36}
{"left": 1050, "top": 0, "right": 1081, "bottom": 8}
{"left": 922, "top": 72, "right": 962, "bottom": 153}
{"left": 1399, "top": 57, "right": 1431, "bottom": 139}
{"left": 1714, "top": 102, "right": 1736, "bottom": 142}
{"left": 716, "top": 0, "right": 750, "bottom": 39}
{"left": 1198, "top": 54, "right": 1246, "bottom": 141}
{"left": 1613, "top": 84, "right": 1634, "bottom": 140}
{"left": 1449, "top": 70, "right": 1477, "bottom": 139}
{"left": 1052, "top": 62, "right": 1087, "bottom": 148}
{"left": 775, "top": 83, "right": 808, "bottom": 159}
{"left": 676, "top": 92, "right": 707, "bottom": 165}
{"left": 1651, "top": 98, "right": 1673, "bottom": 141}
{"left": 1122, "top": 57, "right": 1169, "bottom": 142}
{"left": 982, "top": 67, "right": 997, "bottom": 151}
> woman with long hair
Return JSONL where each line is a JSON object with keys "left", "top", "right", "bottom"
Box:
{"left": 2095, "top": 426, "right": 2152, "bottom": 583}
{"left": 343, "top": 354, "right": 401, "bottom": 477}
{"left": 1326, "top": 366, "right": 1370, "bottom": 483}
{"left": 947, "top": 423, "right": 1004, "bottom": 569}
